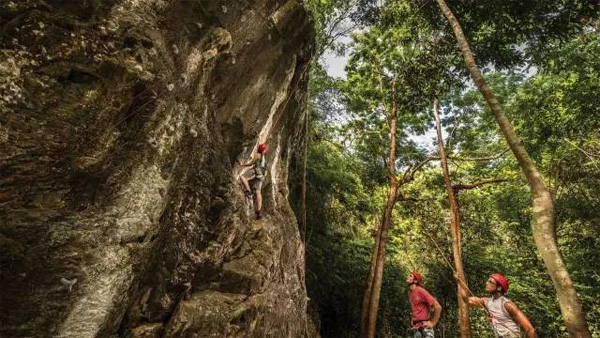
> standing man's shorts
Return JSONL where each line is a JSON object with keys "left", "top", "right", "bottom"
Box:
{"left": 413, "top": 328, "right": 434, "bottom": 338}
{"left": 243, "top": 168, "right": 265, "bottom": 191}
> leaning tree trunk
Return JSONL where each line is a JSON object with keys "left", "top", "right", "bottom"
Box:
{"left": 365, "top": 180, "right": 399, "bottom": 338}
{"left": 364, "top": 91, "right": 400, "bottom": 338}
{"left": 435, "top": 1, "right": 591, "bottom": 337}
{"left": 433, "top": 99, "right": 472, "bottom": 338}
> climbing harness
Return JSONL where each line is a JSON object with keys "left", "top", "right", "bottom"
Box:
{"left": 254, "top": 154, "right": 267, "bottom": 178}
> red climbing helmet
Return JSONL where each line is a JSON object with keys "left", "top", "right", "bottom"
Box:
{"left": 490, "top": 273, "right": 509, "bottom": 293}
{"left": 258, "top": 143, "right": 268, "bottom": 154}
{"left": 411, "top": 271, "right": 423, "bottom": 286}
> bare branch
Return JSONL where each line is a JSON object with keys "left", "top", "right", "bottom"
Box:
{"left": 397, "top": 156, "right": 436, "bottom": 184}
{"left": 453, "top": 178, "right": 508, "bottom": 191}
{"left": 410, "top": 157, "right": 435, "bottom": 175}
{"left": 317, "top": 5, "right": 356, "bottom": 57}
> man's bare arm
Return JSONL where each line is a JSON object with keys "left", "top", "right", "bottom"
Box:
{"left": 431, "top": 300, "right": 442, "bottom": 327}
{"left": 458, "top": 283, "right": 485, "bottom": 308}
{"left": 505, "top": 302, "right": 537, "bottom": 338}
{"left": 467, "top": 296, "right": 486, "bottom": 308}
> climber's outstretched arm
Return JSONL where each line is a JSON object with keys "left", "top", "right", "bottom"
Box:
{"left": 240, "top": 153, "right": 261, "bottom": 166}
{"left": 458, "top": 283, "right": 485, "bottom": 308}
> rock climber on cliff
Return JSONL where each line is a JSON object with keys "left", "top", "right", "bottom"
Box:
{"left": 407, "top": 271, "right": 442, "bottom": 338}
{"left": 458, "top": 273, "right": 537, "bottom": 338}
{"left": 240, "top": 143, "right": 268, "bottom": 220}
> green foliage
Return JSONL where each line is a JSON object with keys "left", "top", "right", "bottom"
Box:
{"left": 427, "top": 28, "right": 600, "bottom": 336}
{"left": 305, "top": 0, "right": 354, "bottom": 56}
{"left": 410, "top": 0, "right": 599, "bottom": 69}
{"left": 307, "top": 140, "right": 375, "bottom": 236}
{"left": 303, "top": 137, "right": 410, "bottom": 336}
{"left": 300, "top": 1, "right": 600, "bottom": 336}
{"left": 304, "top": 0, "right": 379, "bottom": 57}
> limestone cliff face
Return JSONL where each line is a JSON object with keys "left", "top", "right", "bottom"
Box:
{"left": 0, "top": 0, "right": 315, "bottom": 337}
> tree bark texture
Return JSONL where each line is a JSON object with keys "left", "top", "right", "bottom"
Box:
{"left": 360, "top": 219, "right": 383, "bottom": 337}
{"left": 365, "top": 91, "right": 400, "bottom": 338}
{"left": 435, "top": 1, "right": 591, "bottom": 337}
{"left": 366, "top": 178, "right": 399, "bottom": 338}
{"left": 433, "top": 99, "right": 472, "bottom": 338}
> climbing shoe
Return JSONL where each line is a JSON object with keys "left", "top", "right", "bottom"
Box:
{"left": 255, "top": 210, "right": 262, "bottom": 220}
{"left": 244, "top": 190, "right": 253, "bottom": 198}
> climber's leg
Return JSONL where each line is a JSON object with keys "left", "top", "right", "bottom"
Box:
{"left": 240, "top": 170, "right": 255, "bottom": 197}
{"left": 253, "top": 177, "right": 264, "bottom": 219}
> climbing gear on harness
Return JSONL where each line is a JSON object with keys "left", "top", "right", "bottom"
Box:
{"left": 255, "top": 155, "right": 267, "bottom": 177}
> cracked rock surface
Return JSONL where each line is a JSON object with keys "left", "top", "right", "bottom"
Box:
{"left": 0, "top": 0, "right": 316, "bottom": 337}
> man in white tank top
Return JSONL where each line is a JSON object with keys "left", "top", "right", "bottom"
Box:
{"left": 458, "top": 273, "right": 537, "bottom": 338}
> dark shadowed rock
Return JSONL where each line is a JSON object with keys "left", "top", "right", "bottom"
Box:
{"left": 0, "top": 0, "right": 316, "bottom": 336}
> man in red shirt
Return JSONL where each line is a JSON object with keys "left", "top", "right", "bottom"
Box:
{"left": 407, "top": 271, "right": 442, "bottom": 338}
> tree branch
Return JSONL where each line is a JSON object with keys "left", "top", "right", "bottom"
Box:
{"left": 448, "top": 148, "right": 510, "bottom": 162}
{"left": 396, "top": 193, "right": 436, "bottom": 203}
{"left": 398, "top": 156, "right": 436, "bottom": 184}
{"left": 564, "top": 138, "right": 600, "bottom": 171}
{"left": 453, "top": 178, "right": 508, "bottom": 191}
{"left": 445, "top": 110, "right": 465, "bottom": 150}
{"left": 319, "top": 6, "right": 355, "bottom": 56}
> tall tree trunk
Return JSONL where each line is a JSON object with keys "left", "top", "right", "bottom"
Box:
{"left": 365, "top": 93, "right": 400, "bottom": 338}
{"left": 365, "top": 181, "right": 399, "bottom": 338}
{"left": 360, "top": 222, "right": 382, "bottom": 336}
{"left": 435, "top": 1, "right": 591, "bottom": 337}
{"left": 433, "top": 99, "right": 471, "bottom": 338}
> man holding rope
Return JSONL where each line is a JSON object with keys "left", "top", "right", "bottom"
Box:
{"left": 458, "top": 273, "right": 537, "bottom": 338}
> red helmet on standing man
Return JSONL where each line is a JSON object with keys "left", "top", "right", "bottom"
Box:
{"left": 411, "top": 271, "right": 423, "bottom": 286}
